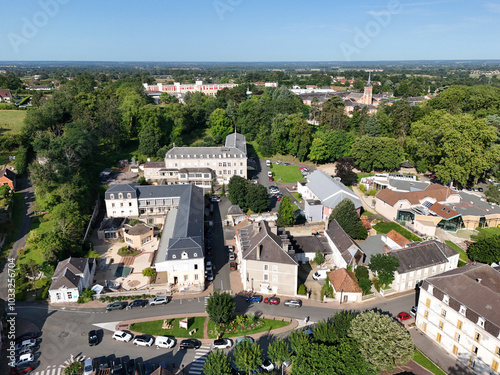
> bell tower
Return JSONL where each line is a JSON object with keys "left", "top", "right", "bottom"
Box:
{"left": 361, "top": 72, "right": 373, "bottom": 105}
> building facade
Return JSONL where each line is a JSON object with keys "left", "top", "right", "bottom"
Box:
{"left": 49, "top": 257, "right": 95, "bottom": 303}
{"left": 143, "top": 81, "right": 238, "bottom": 96}
{"left": 416, "top": 264, "right": 500, "bottom": 374}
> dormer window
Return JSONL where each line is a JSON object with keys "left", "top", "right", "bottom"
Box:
{"left": 127, "top": 193, "right": 131, "bottom": 199}
{"left": 477, "top": 317, "right": 485, "bottom": 328}
{"left": 459, "top": 305, "right": 467, "bottom": 316}
{"left": 182, "top": 252, "right": 188, "bottom": 259}
{"left": 443, "top": 294, "right": 449, "bottom": 305}
{"left": 118, "top": 193, "right": 123, "bottom": 199}
{"left": 172, "top": 255, "right": 176, "bottom": 259}
{"left": 194, "top": 253, "right": 198, "bottom": 257}
{"left": 110, "top": 194, "right": 115, "bottom": 199}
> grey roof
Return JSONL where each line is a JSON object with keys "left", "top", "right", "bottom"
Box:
{"left": 106, "top": 184, "right": 191, "bottom": 200}
{"left": 50, "top": 257, "right": 90, "bottom": 290}
{"left": 449, "top": 191, "right": 500, "bottom": 217}
{"left": 326, "top": 219, "right": 363, "bottom": 265}
{"left": 178, "top": 167, "right": 212, "bottom": 173}
{"left": 239, "top": 221, "right": 298, "bottom": 265}
{"left": 306, "top": 171, "right": 362, "bottom": 209}
{"left": 388, "top": 240, "right": 458, "bottom": 273}
{"left": 50, "top": 268, "right": 80, "bottom": 290}
{"left": 388, "top": 179, "right": 430, "bottom": 192}
{"left": 292, "top": 235, "right": 332, "bottom": 255}
{"left": 105, "top": 183, "right": 138, "bottom": 199}
{"left": 423, "top": 263, "right": 500, "bottom": 337}
{"left": 227, "top": 205, "right": 245, "bottom": 216}
{"left": 156, "top": 184, "right": 204, "bottom": 263}
{"left": 125, "top": 223, "right": 153, "bottom": 236}
{"left": 357, "top": 234, "right": 386, "bottom": 263}
{"left": 166, "top": 144, "right": 245, "bottom": 159}
{"left": 224, "top": 132, "right": 247, "bottom": 155}
{"left": 144, "top": 161, "right": 165, "bottom": 168}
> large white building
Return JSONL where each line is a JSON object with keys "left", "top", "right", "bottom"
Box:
{"left": 143, "top": 132, "right": 248, "bottom": 191}
{"left": 416, "top": 263, "right": 500, "bottom": 374}
{"left": 104, "top": 183, "right": 205, "bottom": 289}
{"left": 143, "top": 81, "right": 238, "bottom": 96}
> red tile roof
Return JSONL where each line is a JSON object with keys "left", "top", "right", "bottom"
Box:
{"left": 386, "top": 230, "right": 410, "bottom": 247}
{"left": 327, "top": 268, "right": 362, "bottom": 293}
{"left": 376, "top": 184, "right": 457, "bottom": 206}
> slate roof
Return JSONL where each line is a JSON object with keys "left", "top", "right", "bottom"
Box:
{"left": 326, "top": 219, "right": 363, "bottom": 265}
{"left": 327, "top": 268, "right": 362, "bottom": 293}
{"left": 125, "top": 223, "right": 153, "bottom": 236}
{"left": 387, "top": 240, "right": 458, "bottom": 273}
{"left": 306, "top": 170, "right": 362, "bottom": 210}
{"left": 50, "top": 268, "right": 80, "bottom": 290}
{"left": 388, "top": 179, "right": 430, "bottom": 192}
{"left": 144, "top": 161, "right": 165, "bottom": 168}
{"left": 0, "top": 166, "right": 16, "bottom": 181}
{"left": 376, "top": 184, "right": 457, "bottom": 206}
{"left": 450, "top": 191, "right": 500, "bottom": 216}
{"left": 227, "top": 205, "right": 245, "bottom": 216}
{"left": 238, "top": 221, "right": 297, "bottom": 265}
{"left": 422, "top": 263, "right": 500, "bottom": 337}
{"left": 50, "top": 257, "right": 91, "bottom": 290}
{"left": 291, "top": 235, "right": 332, "bottom": 255}
{"left": 224, "top": 132, "right": 247, "bottom": 155}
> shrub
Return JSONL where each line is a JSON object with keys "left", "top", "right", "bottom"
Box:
{"left": 359, "top": 184, "right": 367, "bottom": 194}
{"left": 297, "top": 284, "right": 307, "bottom": 295}
{"left": 372, "top": 277, "right": 382, "bottom": 292}
{"left": 368, "top": 188, "right": 377, "bottom": 196}
{"left": 313, "top": 251, "right": 325, "bottom": 265}
{"left": 64, "top": 361, "right": 83, "bottom": 375}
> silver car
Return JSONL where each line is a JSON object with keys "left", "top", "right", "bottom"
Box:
{"left": 284, "top": 299, "right": 302, "bottom": 308}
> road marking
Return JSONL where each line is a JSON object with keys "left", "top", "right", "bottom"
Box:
{"left": 204, "top": 297, "right": 209, "bottom": 306}
{"left": 188, "top": 346, "right": 210, "bottom": 374}
{"left": 93, "top": 321, "right": 121, "bottom": 331}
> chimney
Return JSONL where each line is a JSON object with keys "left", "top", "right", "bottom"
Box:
{"left": 256, "top": 243, "right": 261, "bottom": 260}
{"left": 476, "top": 278, "right": 482, "bottom": 284}
{"left": 282, "top": 238, "right": 290, "bottom": 252}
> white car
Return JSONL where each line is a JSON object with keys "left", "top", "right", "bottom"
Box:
{"left": 266, "top": 160, "right": 271, "bottom": 166}
{"left": 212, "top": 338, "right": 233, "bottom": 349}
{"left": 83, "top": 358, "right": 94, "bottom": 375}
{"left": 133, "top": 335, "right": 154, "bottom": 347}
{"left": 155, "top": 336, "right": 175, "bottom": 349}
{"left": 312, "top": 270, "right": 329, "bottom": 280}
{"left": 14, "top": 340, "right": 36, "bottom": 351}
{"left": 12, "top": 353, "right": 35, "bottom": 367}
{"left": 229, "top": 252, "right": 236, "bottom": 261}
{"left": 112, "top": 330, "right": 133, "bottom": 342}
{"left": 149, "top": 296, "right": 168, "bottom": 305}
{"left": 267, "top": 171, "right": 273, "bottom": 178}
{"left": 261, "top": 357, "right": 275, "bottom": 372}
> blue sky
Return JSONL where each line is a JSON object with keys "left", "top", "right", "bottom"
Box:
{"left": 0, "top": 0, "right": 499, "bottom": 61}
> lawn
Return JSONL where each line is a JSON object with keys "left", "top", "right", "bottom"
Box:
{"left": 472, "top": 227, "right": 500, "bottom": 240}
{"left": 356, "top": 172, "right": 374, "bottom": 182}
{"left": 270, "top": 164, "right": 306, "bottom": 183}
{"left": 130, "top": 317, "right": 206, "bottom": 339}
{"left": 361, "top": 210, "right": 375, "bottom": 216}
{"left": 373, "top": 222, "right": 422, "bottom": 242}
{"left": 0, "top": 110, "right": 27, "bottom": 134}
{"left": 291, "top": 192, "right": 302, "bottom": 201}
{"left": 413, "top": 349, "right": 447, "bottom": 375}
{"left": 445, "top": 240, "right": 468, "bottom": 263}
{"left": 206, "top": 318, "right": 291, "bottom": 339}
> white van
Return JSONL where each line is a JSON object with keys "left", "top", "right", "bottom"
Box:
{"left": 312, "top": 269, "right": 330, "bottom": 280}
{"left": 155, "top": 335, "right": 175, "bottom": 349}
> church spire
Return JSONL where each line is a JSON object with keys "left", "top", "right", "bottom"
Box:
{"left": 366, "top": 72, "right": 372, "bottom": 87}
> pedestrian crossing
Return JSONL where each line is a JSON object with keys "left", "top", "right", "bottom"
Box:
{"left": 31, "top": 365, "right": 64, "bottom": 375}
{"left": 189, "top": 345, "right": 211, "bottom": 375}
{"left": 204, "top": 296, "right": 209, "bottom": 306}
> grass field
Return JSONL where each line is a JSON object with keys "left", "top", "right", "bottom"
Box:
{"left": 445, "top": 240, "right": 468, "bottom": 263}
{"left": 291, "top": 192, "right": 302, "bottom": 201}
{"left": 0, "top": 110, "right": 27, "bottom": 134}
{"left": 356, "top": 172, "right": 374, "bottom": 182}
{"left": 130, "top": 317, "right": 206, "bottom": 339}
{"left": 207, "top": 318, "right": 291, "bottom": 339}
{"left": 472, "top": 227, "right": 500, "bottom": 240}
{"left": 270, "top": 164, "right": 306, "bottom": 183}
{"left": 413, "top": 349, "right": 447, "bottom": 375}
{"left": 373, "top": 222, "right": 422, "bottom": 242}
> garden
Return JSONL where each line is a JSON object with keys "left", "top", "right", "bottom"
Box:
{"left": 130, "top": 317, "right": 206, "bottom": 339}
{"left": 207, "top": 313, "right": 290, "bottom": 339}
{"left": 269, "top": 164, "right": 306, "bottom": 183}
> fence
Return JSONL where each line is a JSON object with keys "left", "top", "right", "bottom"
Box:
{"left": 83, "top": 197, "right": 101, "bottom": 243}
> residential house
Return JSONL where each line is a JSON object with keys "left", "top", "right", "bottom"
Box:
{"left": 290, "top": 234, "right": 332, "bottom": 264}
{"left": 0, "top": 166, "right": 16, "bottom": 190}
{"left": 123, "top": 223, "right": 154, "bottom": 250}
{"left": 49, "top": 257, "right": 95, "bottom": 303}
{"left": 0, "top": 89, "right": 12, "bottom": 103}
{"left": 297, "top": 170, "right": 362, "bottom": 223}
{"left": 388, "top": 240, "right": 459, "bottom": 292}
{"left": 143, "top": 131, "right": 248, "bottom": 191}
{"left": 416, "top": 264, "right": 500, "bottom": 374}
{"left": 327, "top": 268, "right": 363, "bottom": 303}
{"left": 325, "top": 219, "right": 364, "bottom": 269}
{"left": 235, "top": 220, "right": 298, "bottom": 296}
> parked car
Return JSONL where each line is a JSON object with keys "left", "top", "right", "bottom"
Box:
{"left": 11, "top": 354, "right": 34, "bottom": 368}
{"left": 229, "top": 252, "right": 236, "bottom": 261}
{"left": 133, "top": 335, "right": 154, "bottom": 347}
{"left": 15, "top": 345, "right": 38, "bottom": 356}
{"left": 246, "top": 295, "right": 263, "bottom": 303}
{"left": 128, "top": 299, "right": 148, "bottom": 308}
{"left": 230, "top": 262, "right": 238, "bottom": 270}
{"left": 93, "top": 356, "right": 108, "bottom": 370}
{"left": 206, "top": 260, "right": 213, "bottom": 272}
{"left": 410, "top": 306, "right": 418, "bottom": 317}
{"left": 261, "top": 357, "right": 275, "bottom": 372}
{"left": 211, "top": 195, "right": 221, "bottom": 202}
{"left": 106, "top": 301, "right": 127, "bottom": 311}
{"left": 269, "top": 176, "right": 274, "bottom": 182}
{"left": 312, "top": 270, "right": 329, "bottom": 280}
{"left": 179, "top": 339, "right": 201, "bottom": 349}
{"left": 88, "top": 330, "right": 99, "bottom": 346}
{"left": 83, "top": 358, "right": 94, "bottom": 375}
{"left": 267, "top": 171, "right": 273, "bottom": 178}
{"left": 112, "top": 330, "right": 133, "bottom": 342}
{"left": 15, "top": 332, "right": 40, "bottom": 343}
{"left": 212, "top": 338, "right": 233, "bottom": 349}
{"left": 207, "top": 272, "right": 214, "bottom": 281}
{"left": 284, "top": 299, "right": 302, "bottom": 308}
{"left": 236, "top": 336, "right": 255, "bottom": 345}
{"left": 112, "top": 358, "right": 125, "bottom": 375}
{"left": 397, "top": 312, "right": 411, "bottom": 321}
{"left": 276, "top": 194, "right": 282, "bottom": 201}
{"left": 125, "top": 359, "right": 136, "bottom": 375}
{"left": 14, "top": 340, "right": 36, "bottom": 351}
{"left": 149, "top": 296, "right": 168, "bottom": 305}
{"left": 155, "top": 335, "right": 175, "bottom": 349}
{"left": 269, "top": 186, "right": 279, "bottom": 193}
{"left": 143, "top": 361, "right": 155, "bottom": 375}
{"left": 264, "top": 296, "right": 280, "bottom": 305}
{"left": 266, "top": 160, "right": 271, "bottom": 166}
{"left": 9, "top": 363, "right": 33, "bottom": 375}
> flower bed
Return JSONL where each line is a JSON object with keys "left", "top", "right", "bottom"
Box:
{"left": 207, "top": 314, "right": 291, "bottom": 339}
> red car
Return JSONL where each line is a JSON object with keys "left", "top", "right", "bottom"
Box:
{"left": 269, "top": 177, "right": 274, "bottom": 181}
{"left": 264, "top": 296, "right": 280, "bottom": 305}
{"left": 397, "top": 312, "right": 411, "bottom": 321}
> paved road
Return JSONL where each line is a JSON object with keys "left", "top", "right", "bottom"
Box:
{"left": 0, "top": 178, "right": 34, "bottom": 300}
{"left": 17, "top": 292, "right": 416, "bottom": 375}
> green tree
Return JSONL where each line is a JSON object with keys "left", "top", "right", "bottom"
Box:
{"left": 467, "top": 235, "right": 500, "bottom": 264}
{"left": 368, "top": 254, "right": 400, "bottom": 287}
{"left": 485, "top": 184, "right": 500, "bottom": 205}
{"left": 314, "top": 251, "right": 325, "bottom": 265}
{"left": 358, "top": 278, "right": 373, "bottom": 295}
{"left": 289, "top": 329, "right": 311, "bottom": 354}
{"left": 349, "top": 310, "right": 413, "bottom": 372}
{"left": 308, "top": 138, "right": 328, "bottom": 164}
{"left": 354, "top": 265, "right": 369, "bottom": 280}
{"left": 64, "top": 361, "right": 83, "bottom": 375}
{"left": 159, "top": 92, "right": 179, "bottom": 104}
{"left": 138, "top": 122, "right": 161, "bottom": 156}
{"left": 233, "top": 340, "right": 262, "bottom": 373}
{"left": 329, "top": 199, "right": 367, "bottom": 240}
{"left": 335, "top": 157, "right": 357, "bottom": 186}
{"left": 405, "top": 110, "right": 499, "bottom": 186}
{"left": 209, "top": 108, "right": 233, "bottom": 144}
{"left": 206, "top": 291, "right": 235, "bottom": 325}
{"left": 267, "top": 338, "right": 291, "bottom": 370}
{"left": 351, "top": 136, "right": 404, "bottom": 172}
{"left": 203, "top": 349, "right": 232, "bottom": 375}
{"left": 319, "top": 96, "right": 349, "bottom": 130}
{"left": 227, "top": 176, "right": 248, "bottom": 208}
{"left": 277, "top": 196, "right": 294, "bottom": 227}
{"left": 246, "top": 183, "right": 270, "bottom": 213}
{"left": 14, "top": 146, "right": 29, "bottom": 175}
{"left": 142, "top": 267, "right": 156, "bottom": 278}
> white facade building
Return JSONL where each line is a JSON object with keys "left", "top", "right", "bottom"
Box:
{"left": 49, "top": 257, "right": 95, "bottom": 303}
